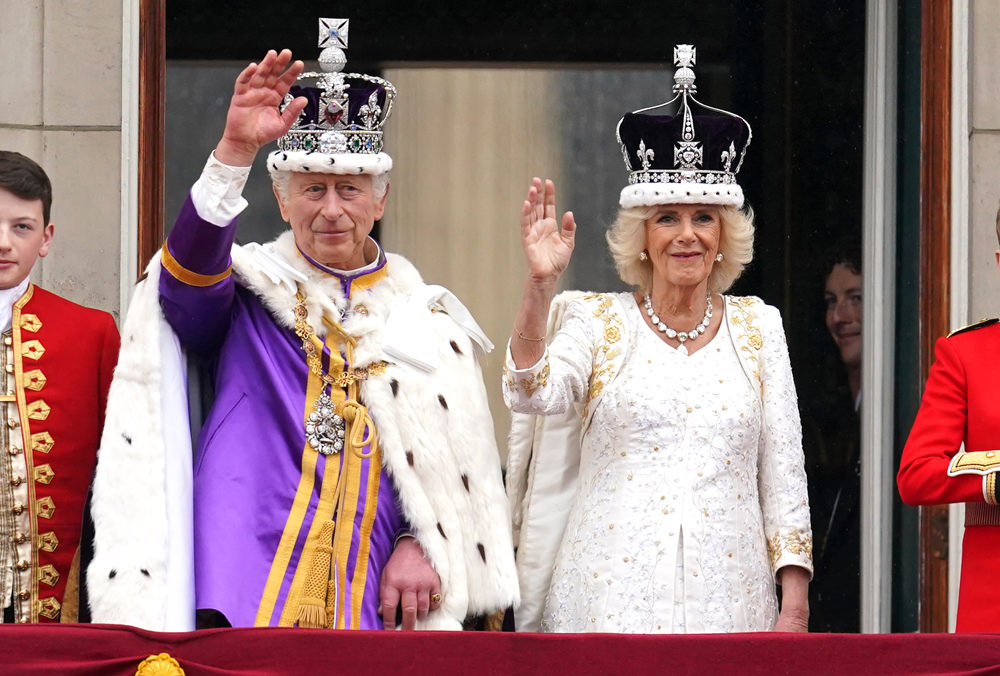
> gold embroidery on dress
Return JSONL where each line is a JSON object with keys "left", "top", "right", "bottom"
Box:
{"left": 727, "top": 297, "right": 763, "bottom": 386}
{"left": 767, "top": 529, "right": 814, "bottom": 568}
{"left": 504, "top": 357, "right": 550, "bottom": 398}
{"left": 584, "top": 294, "right": 624, "bottom": 419}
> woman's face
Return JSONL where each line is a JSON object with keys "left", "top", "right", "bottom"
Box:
{"left": 643, "top": 204, "right": 722, "bottom": 291}
{"left": 824, "top": 263, "right": 863, "bottom": 369}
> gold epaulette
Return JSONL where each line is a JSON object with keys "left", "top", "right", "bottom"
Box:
{"left": 949, "top": 450, "right": 1000, "bottom": 475}
{"left": 948, "top": 317, "right": 999, "bottom": 338}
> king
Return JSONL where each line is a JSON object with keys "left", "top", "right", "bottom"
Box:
{"left": 88, "top": 19, "right": 518, "bottom": 631}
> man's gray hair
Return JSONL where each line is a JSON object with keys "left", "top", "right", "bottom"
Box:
{"left": 269, "top": 168, "right": 390, "bottom": 201}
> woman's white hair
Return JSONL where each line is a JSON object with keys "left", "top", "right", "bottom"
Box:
{"left": 606, "top": 204, "right": 755, "bottom": 294}
{"left": 269, "top": 168, "right": 390, "bottom": 202}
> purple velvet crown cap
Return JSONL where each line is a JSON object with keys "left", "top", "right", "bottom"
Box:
{"left": 618, "top": 112, "right": 750, "bottom": 174}
{"left": 290, "top": 82, "right": 388, "bottom": 130}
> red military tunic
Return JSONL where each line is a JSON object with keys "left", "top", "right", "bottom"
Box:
{"left": 1, "top": 285, "right": 119, "bottom": 622}
{"left": 898, "top": 319, "right": 1000, "bottom": 632}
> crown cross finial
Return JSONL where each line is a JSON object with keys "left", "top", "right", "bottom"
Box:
{"left": 672, "top": 44, "right": 697, "bottom": 95}
{"left": 318, "top": 18, "right": 349, "bottom": 74}
{"left": 319, "top": 18, "right": 349, "bottom": 49}
{"left": 674, "top": 44, "right": 696, "bottom": 68}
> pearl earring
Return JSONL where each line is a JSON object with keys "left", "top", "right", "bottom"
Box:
{"left": 715, "top": 253, "right": 724, "bottom": 262}
{"left": 639, "top": 251, "right": 649, "bottom": 262}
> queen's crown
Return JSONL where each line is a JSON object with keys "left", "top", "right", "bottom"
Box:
{"left": 616, "top": 44, "right": 752, "bottom": 209}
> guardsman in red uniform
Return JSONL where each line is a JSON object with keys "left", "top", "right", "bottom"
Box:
{"left": 0, "top": 151, "right": 119, "bottom": 623}
{"left": 897, "top": 205, "right": 1000, "bottom": 632}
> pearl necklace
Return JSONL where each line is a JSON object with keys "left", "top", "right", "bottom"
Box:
{"left": 643, "top": 293, "right": 713, "bottom": 343}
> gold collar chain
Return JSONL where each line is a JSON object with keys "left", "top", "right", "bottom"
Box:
{"left": 293, "top": 290, "right": 388, "bottom": 389}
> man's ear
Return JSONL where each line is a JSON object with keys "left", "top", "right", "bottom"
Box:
{"left": 373, "top": 182, "right": 389, "bottom": 221}
{"left": 38, "top": 223, "right": 55, "bottom": 258}
{"left": 273, "top": 184, "right": 290, "bottom": 223}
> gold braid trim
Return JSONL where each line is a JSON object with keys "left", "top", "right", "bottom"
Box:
{"left": 160, "top": 243, "right": 232, "bottom": 287}
{"left": 987, "top": 473, "right": 999, "bottom": 506}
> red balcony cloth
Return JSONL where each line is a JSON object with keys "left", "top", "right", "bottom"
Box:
{"left": 2, "top": 624, "right": 1000, "bottom": 675}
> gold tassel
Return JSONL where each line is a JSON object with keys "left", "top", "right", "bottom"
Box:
{"left": 325, "top": 579, "right": 338, "bottom": 629}
{"left": 297, "top": 521, "right": 335, "bottom": 628}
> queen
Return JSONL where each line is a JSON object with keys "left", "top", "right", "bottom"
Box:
{"left": 504, "top": 45, "right": 813, "bottom": 634}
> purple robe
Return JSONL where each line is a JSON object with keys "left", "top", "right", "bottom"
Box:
{"left": 159, "top": 196, "right": 404, "bottom": 629}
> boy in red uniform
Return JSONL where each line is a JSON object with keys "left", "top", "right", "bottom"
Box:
{"left": 0, "top": 151, "right": 119, "bottom": 623}
{"left": 898, "top": 204, "right": 1000, "bottom": 632}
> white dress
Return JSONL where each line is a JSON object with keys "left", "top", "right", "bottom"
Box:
{"left": 504, "top": 293, "right": 812, "bottom": 634}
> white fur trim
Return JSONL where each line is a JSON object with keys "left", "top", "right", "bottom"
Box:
{"left": 266, "top": 150, "right": 392, "bottom": 175}
{"left": 91, "top": 232, "right": 518, "bottom": 630}
{"left": 88, "top": 254, "right": 195, "bottom": 630}
{"left": 619, "top": 182, "right": 745, "bottom": 208}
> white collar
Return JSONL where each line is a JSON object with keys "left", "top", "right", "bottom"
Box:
{"left": 0, "top": 277, "right": 30, "bottom": 333}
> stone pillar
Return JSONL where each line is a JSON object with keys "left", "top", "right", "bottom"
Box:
{"left": 0, "top": 0, "right": 123, "bottom": 319}
{"left": 969, "top": 1, "right": 1000, "bottom": 321}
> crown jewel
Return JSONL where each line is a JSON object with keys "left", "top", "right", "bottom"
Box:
{"left": 616, "top": 44, "right": 752, "bottom": 209}
{"left": 269, "top": 18, "right": 396, "bottom": 176}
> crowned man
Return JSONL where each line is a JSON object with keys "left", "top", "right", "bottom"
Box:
{"left": 0, "top": 151, "right": 119, "bottom": 624}
{"left": 88, "top": 21, "right": 517, "bottom": 631}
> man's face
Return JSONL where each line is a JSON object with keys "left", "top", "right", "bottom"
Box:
{"left": 275, "top": 173, "right": 387, "bottom": 270}
{"left": 824, "top": 263, "right": 863, "bottom": 369}
{"left": 0, "top": 187, "right": 53, "bottom": 290}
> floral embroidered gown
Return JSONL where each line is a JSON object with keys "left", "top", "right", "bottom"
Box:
{"left": 504, "top": 293, "right": 813, "bottom": 633}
